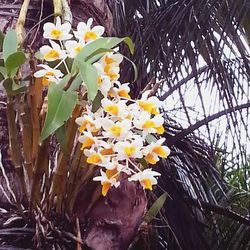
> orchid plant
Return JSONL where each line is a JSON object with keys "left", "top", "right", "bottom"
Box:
{"left": 32, "top": 17, "right": 170, "bottom": 197}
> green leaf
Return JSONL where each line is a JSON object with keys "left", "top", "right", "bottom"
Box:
{"left": 5, "top": 51, "right": 26, "bottom": 76}
{"left": 85, "top": 48, "right": 114, "bottom": 63}
{"left": 55, "top": 125, "right": 68, "bottom": 154}
{"left": 122, "top": 54, "right": 138, "bottom": 82}
{"left": 144, "top": 193, "right": 168, "bottom": 223}
{"left": 0, "top": 66, "right": 7, "bottom": 81}
{"left": 2, "top": 77, "right": 26, "bottom": 95}
{"left": 92, "top": 91, "right": 104, "bottom": 112}
{"left": 3, "top": 30, "right": 17, "bottom": 62}
{"left": 74, "top": 37, "right": 134, "bottom": 65}
{"left": 78, "top": 61, "right": 98, "bottom": 101}
{"left": 68, "top": 74, "right": 82, "bottom": 91}
{"left": 40, "top": 84, "right": 77, "bottom": 141}
{"left": 0, "top": 31, "right": 4, "bottom": 52}
{"left": 2, "top": 78, "right": 13, "bottom": 93}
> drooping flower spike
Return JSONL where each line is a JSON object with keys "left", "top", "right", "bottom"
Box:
{"left": 34, "top": 16, "right": 170, "bottom": 196}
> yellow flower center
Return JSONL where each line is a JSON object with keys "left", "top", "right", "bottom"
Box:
{"left": 142, "top": 120, "right": 156, "bottom": 129}
{"left": 156, "top": 125, "right": 164, "bottom": 134}
{"left": 141, "top": 179, "right": 152, "bottom": 190}
{"left": 153, "top": 146, "right": 167, "bottom": 158}
{"left": 138, "top": 101, "right": 155, "bottom": 114}
{"left": 151, "top": 107, "right": 159, "bottom": 115}
{"left": 118, "top": 89, "right": 130, "bottom": 99}
{"left": 102, "top": 182, "right": 111, "bottom": 196}
{"left": 145, "top": 153, "right": 157, "bottom": 165}
{"left": 105, "top": 105, "right": 119, "bottom": 116}
{"left": 84, "top": 31, "right": 97, "bottom": 42}
{"left": 80, "top": 137, "right": 94, "bottom": 150}
{"left": 50, "top": 29, "right": 62, "bottom": 39}
{"left": 74, "top": 46, "right": 82, "bottom": 54}
{"left": 106, "top": 168, "right": 119, "bottom": 179}
{"left": 42, "top": 71, "right": 55, "bottom": 86}
{"left": 100, "top": 147, "right": 115, "bottom": 156}
{"left": 109, "top": 125, "right": 122, "bottom": 137}
{"left": 105, "top": 56, "right": 115, "bottom": 64}
{"left": 124, "top": 146, "right": 136, "bottom": 156}
{"left": 44, "top": 49, "right": 60, "bottom": 60}
{"left": 104, "top": 64, "right": 111, "bottom": 74}
{"left": 97, "top": 76, "right": 102, "bottom": 87}
{"left": 109, "top": 72, "right": 119, "bottom": 81}
{"left": 79, "top": 120, "right": 90, "bottom": 132}
{"left": 87, "top": 153, "right": 102, "bottom": 164}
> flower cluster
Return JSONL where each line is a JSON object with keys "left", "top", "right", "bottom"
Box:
{"left": 34, "top": 17, "right": 170, "bottom": 196}
{"left": 34, "top": 17, "right": 104, "bottom": 86}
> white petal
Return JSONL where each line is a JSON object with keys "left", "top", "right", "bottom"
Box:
{"left": 34, "top": 69, "right": 46, "bottom": 78}
{"left": 92, "top": 26, "right": 105, "bottom": 36}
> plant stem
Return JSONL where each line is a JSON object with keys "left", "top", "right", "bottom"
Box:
{"left": 53, "top": 0, "right": 62, "bottom": 16}
{"left": 16, "top": 0, "right": 30, "bottom": 46}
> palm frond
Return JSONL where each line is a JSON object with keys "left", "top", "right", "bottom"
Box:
{"left": 110, "top": 0, "right": 250, "bottom": 249}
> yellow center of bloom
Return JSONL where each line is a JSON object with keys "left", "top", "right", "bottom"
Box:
{"left": 138, "top": 101, "right": 156, "bottom": 114}
{"left": 145, "top": 153, "right": 157, "bottom": 165}
{"left": 44, "top": 50, "right": 60, "bottom": 60}
{"left": 102, "top": 182, "right": 111, "bottom": 196}
{"left": 74, "top": 46, "right": 82, "bottom": 54}
{"left": 105, "top": 56, "right": 115, "bottom": 65}
{"left": 42, "top": 71, "right": 55, "bottom": 86}
{"left": 156, "top": 125, "right": 164, "bottom": 134}
{"left": 87, "top": 153, "right": 102, "bottom": 164}
{"left": 84, "top": 31, "right": 97, "bottom": 42}
{"left": 124, "top": 146, "right": 136, "bottom": 156}
{"left": 153, "top": 146, "right": 167, "bottom": 158}
{"left": 106, "top": 168, "right": 119, "bottom": 179}
{"left": 50, "top": 29, "right": 62, "bottom": 39}
{"left": 141, "top": 179, "right": 152, "bottom": 190}
{"left": 109, "top": 72, "right": 119, "bottom": 81}
{"left": 104, "top": 64, "right": 111, "bottom": 74}
{"left": 109, "top": 125, "right": 122, "bottom": 137}
{"left": 105, "top": 105, "right": 119, "bottom": 116}
{"left": 151, "top": 107, "right": 159, "bottom": 115}
{"left": 97, "top": 76, "right": 102, "bottom": 87}
{"left": 79, "top": 120, "right": 94, "bottom": 133}
{"left": 80, "top": 137, "right": 94, "bottom": 150}
{"left": 142, "top": 120, "right": 156, "bottom": 129}
{"left": 100, "top": 147, "right": 115, "bottom": 156}
{"left": 118, "top": 89, "right": 130, "bottom": 99}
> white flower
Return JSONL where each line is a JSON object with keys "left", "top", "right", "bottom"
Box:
{"left": 143, "top": 138, "right": 170, "bottom": 164}
{"left": 110, "top": 81, "right": 131, "bottom": 99}
{"left": 93, "top": 169, "right": 120, "bottom": 196}
{"left": 101, "top": 98, "right": 128, "bottom": 118}
{"left": 114, "top": 137, "right": 143, "bottom": 160}
{"left": 99, "top": 52, "right": 123, "bottom": 67}
{"left": 128, "top": 169, "right": 161, "bottom": 190}
{"left": 34, "top": 64, "right": 63, "bottom": 86}
{"left": 134, "top": 112, "right": 164, "bottom": 136}
{"left": 75, "top": 114, "right": 101, "bottom": 133}
{"left": 74, "top": 18, "right": 105, "bottom": 43}
{"left": 137, "top": 90, "right": 162, "bottom": 115}
{"left": 94, "top": 62, "right": 120, "bottom": 82}
{"left": 102, "top": 118, "right": 132, "bottom": 139}
{"left": 40, "top": 40, "right": 66, "bottom": 61}
{"left": 65, "top": 40, "right": 85, "bottom": 58}
{"left": 43, "top": 17, "right": 73, "bottom": 40}
{"left": 96, "top": 75, "right": 112, "bottom": 97}
{"left": 78, "top": 131, "right": 108, "bottom": 150}
{"left": 84, "top": 148, "right": 110, "bottom": 165}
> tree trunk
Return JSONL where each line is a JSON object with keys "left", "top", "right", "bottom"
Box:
{"left": 0, "top": 1, "right": 147, "bottom": 249}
